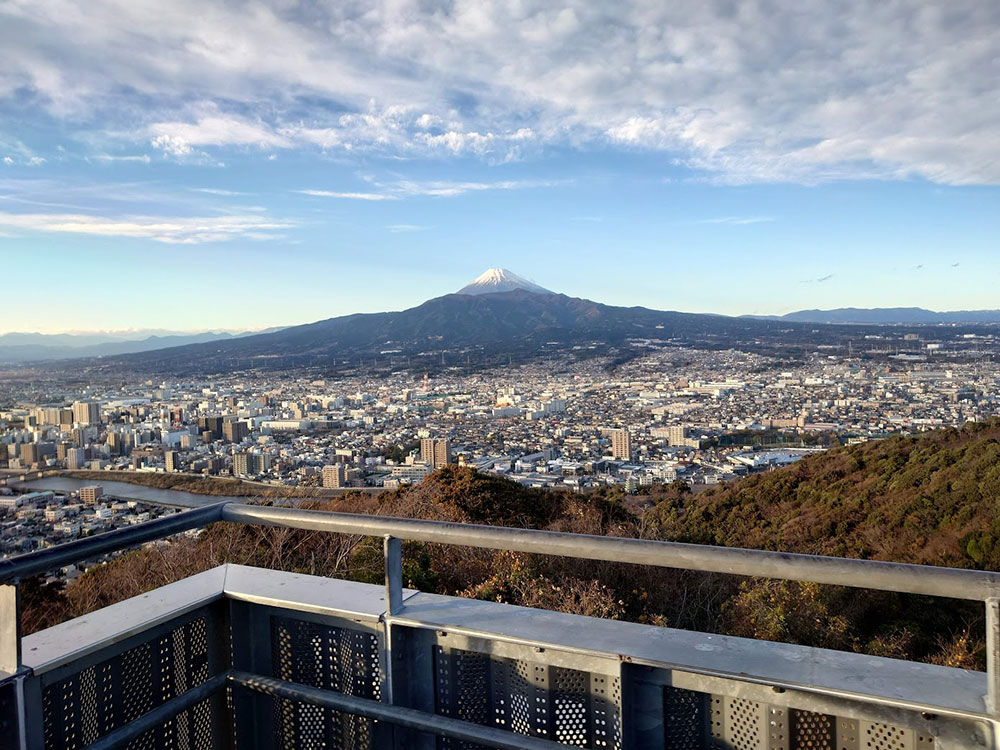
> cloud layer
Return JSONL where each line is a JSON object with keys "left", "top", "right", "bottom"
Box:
{"left": 1, "top": 1, "right": 999, "bottom": 183}
{"left": 0, "top": 211, "right": 292, "bottom": 243}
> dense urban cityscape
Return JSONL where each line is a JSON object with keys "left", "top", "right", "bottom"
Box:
{"left": 3, "top": 334, "right": 997, "bottom": 558}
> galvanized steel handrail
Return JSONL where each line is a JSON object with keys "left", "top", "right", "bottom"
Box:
{"left": 4, "top": 498, "right": 1000, "bottom": 601}
{"left": 221, "top": 503, "right": 1000, "bottom": 602}
{"left": 0, "top": 503, "right": 227, "bottom": 585}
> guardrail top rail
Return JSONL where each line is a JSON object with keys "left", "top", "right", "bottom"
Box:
{"left": 3, "top": 497, "right": 1000, "bottom": 717}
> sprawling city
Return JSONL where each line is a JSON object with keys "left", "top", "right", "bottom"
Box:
{"left": 2, "top": 316, "right": 998, "bottom": 555}
{"left": 3, "top": 2, "right": 1000, "bottom": 748}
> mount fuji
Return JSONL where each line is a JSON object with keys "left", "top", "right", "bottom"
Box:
{"left": 53, "top": 268, "right": 887, "bottom": 375}
{"left": 456, "top": 268, "right": 554, "bottom": 296}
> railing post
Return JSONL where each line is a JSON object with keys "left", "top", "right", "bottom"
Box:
{"left": 0, "top": 580, "right": 26, "bottom": 750}
{"left": 384, "top": 535, "right": 403, "bottom": 617}
{"left": 382, "top": 535, "right": 404, "bottom": 747}
{"left": 987, "top": 598, "right": 1000, "bottom": 715}
{"left": 0, "top": 581, "right": 20, "bottom": 676}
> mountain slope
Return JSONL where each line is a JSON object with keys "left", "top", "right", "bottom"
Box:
{"left": 85, "top": 290, "right": 802, "bottom": 374}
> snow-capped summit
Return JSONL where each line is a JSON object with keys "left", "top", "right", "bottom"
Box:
{"left": 456, "top": 268, "right": 554, "bottom": 296}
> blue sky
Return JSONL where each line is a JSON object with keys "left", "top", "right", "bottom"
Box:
{"left": 1, "top": 1, "right": 999, "bottom": 334}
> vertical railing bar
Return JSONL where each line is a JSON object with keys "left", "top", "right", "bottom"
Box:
{"left": 987, "top": 597, "right": 1000, "bottom": 716}
{"left": 384, "top": 535, "right": 403, "bottom": 617}
{"left": 383, "top": 535, "right": 403, "bottom": 718}
{"left": 0, "top": 579, "right": 22, "bottom": 676}
{"left": 15, "top": 674, "right": 28, "bottom": 750}
{"left": 0, "top": 579, "right": 25, "bottom": 750}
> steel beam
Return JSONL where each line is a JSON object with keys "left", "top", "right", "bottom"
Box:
{"left": 228, "top": 670, "right": 575, "bottom": 750}
{"left": 81, "top": 673, "right": 228, "bottom": 750}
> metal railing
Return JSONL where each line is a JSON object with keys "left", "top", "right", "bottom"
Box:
{"left": 2, "top": 497, "right": 1000, "bottom": 749}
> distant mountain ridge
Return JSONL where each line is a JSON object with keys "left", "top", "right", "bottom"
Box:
{"left": 85, "top": 288, "right": 795, "bottom": 374}
{"left": 752, "top": 307, "right": 1000, "bottom": 324}
{"left": 0, "top": 328, "right": 284, "bottom": 363}
{"left": 37, "top": 269, "right": 1000, "bottom": 375}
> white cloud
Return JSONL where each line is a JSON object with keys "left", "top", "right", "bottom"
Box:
{"left": 0, "top": 211, "right": 293, "bottom": 243}
{"left": 701, "top": 216, "right": 775, "bottom": 225}
{"left": 300, "top": 178, "right": 565, "bottom": 200}
{"left": 92, "top": 154, "right": 151, "bottom": 163}
{"left": 0, "top": 136, "right": 45, "bottom": 166}
{"left": 297, "top": 190, "right": 397, "bottom": 201}
{"left": 190, "top": 187, "right": 247, "bottom": 196}
{"left": 387, "top": 224, "right": 428, "bottom": 232}
{"left": 2, "top": 1, "right": 1000, "bottom": 183}
{"left": 388, "top": 178, "right": 566, "bottom": 197}
{"left": 150, "top": 113, "right": 292, "bottom": 155}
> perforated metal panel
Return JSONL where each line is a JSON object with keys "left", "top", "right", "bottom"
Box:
{"left": 720, "top": 697, "right": 765, "bottom": 750}
{"left": 789, "top": 709, "right": 834, "bottom": 750}
{"left": 121, "top": 696, "right": 215, "bottom": 750}
{"left": 40, "top": 614, "right": 214, "bottom": 749}
{"left": 659, "top": 686, "right": 934, "bottom": 750}
{"left": 860, "top": 721, "right": 937, "bottom": 750}
{"left": 434, "top": 645, "right": 622, "bottom": 750}
{"left": 663, "top": 687, "right": 708, "bottom": 749}
{"left": 270, "top": 615, "right": 383, "bottom": 750}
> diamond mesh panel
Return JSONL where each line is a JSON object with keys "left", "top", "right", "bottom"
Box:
{"left": 40, "top": 614, "right": 214, "bottom": 750}
{"left": 269, "top": 615, "right": 383, "bottom": 750}
{"left": 433, "top": 646, "right": 622, "bottom": 750}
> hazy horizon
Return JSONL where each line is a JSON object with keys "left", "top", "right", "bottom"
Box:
{"left": 6, "top": 282, "right": 1000, "bottom": 337}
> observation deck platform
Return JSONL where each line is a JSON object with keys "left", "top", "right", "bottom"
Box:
{"left": 0, "top": 501, "right": 997, "bottom": 749}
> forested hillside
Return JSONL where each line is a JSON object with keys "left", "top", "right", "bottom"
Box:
{"left": 646, "top": 419, "right": 1000, "bottom": 568}
{"left": 23, "top": 420, "right": 1000, "bottom": 670}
